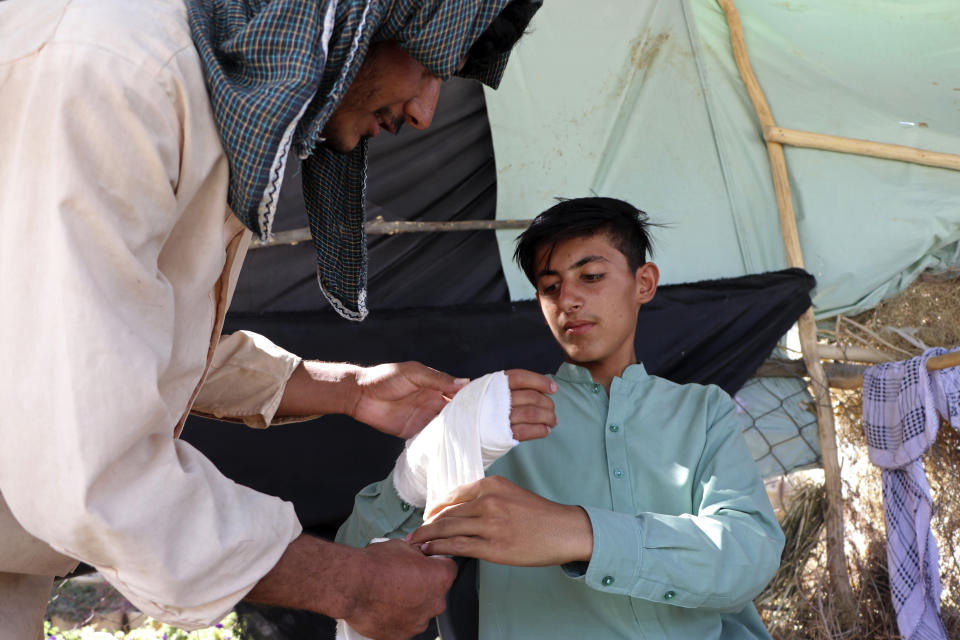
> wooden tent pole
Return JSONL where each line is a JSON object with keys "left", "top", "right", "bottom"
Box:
{"left": 715, "top": 0, "right": 857, "bottom": 618}
{"left": 765, "top": 126, "right": 960, "bottom": 172}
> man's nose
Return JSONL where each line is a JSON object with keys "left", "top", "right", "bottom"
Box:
{"left": 403, "top": 76, "right": 442, "bottom": 130}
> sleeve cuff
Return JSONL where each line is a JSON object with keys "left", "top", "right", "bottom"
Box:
{"left": 335, "top": 472, "right": 425, "bottom": 548}
{"left": 578, "top": 506, "right": 705, "bottom": 608}
{"left": 192, "top": 331, "right": 303, "bottom": 428}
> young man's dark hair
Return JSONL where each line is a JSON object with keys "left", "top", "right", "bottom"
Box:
{"left": 513, "top": 196, "right": 655, "bottom": 285}
{"left": 461, "top": 0, "right": 542, "bottom": 77}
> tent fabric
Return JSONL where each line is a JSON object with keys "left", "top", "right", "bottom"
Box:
{"left": 487, "top": 0, "right": 960, "bottom": 318}
{"left": 182, "top": 267, "right": 814, "bottom": 540}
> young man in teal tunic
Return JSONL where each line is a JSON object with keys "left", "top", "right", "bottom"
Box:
{"left": 337, "top": 197, "right": 785, "bottom": 639}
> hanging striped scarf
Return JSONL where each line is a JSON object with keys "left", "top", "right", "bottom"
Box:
{"left": 187, "top": 0, "right": 517, "bottom": 320}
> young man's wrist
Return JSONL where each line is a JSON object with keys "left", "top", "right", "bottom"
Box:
{"left": 564, "top": 504, "right": 594, "bottom": 563}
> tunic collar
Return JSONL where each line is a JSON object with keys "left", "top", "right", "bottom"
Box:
{"left": 554, "top": 362, "right": 649, "bottom": 385}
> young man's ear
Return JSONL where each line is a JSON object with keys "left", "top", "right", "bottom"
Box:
{"left": 634, "top": 262, "right": 659, "bottom": 305}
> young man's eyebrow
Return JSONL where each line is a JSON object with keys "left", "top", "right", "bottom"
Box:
{"left": 535, "top": 255, "right": 608, "bottom": 280}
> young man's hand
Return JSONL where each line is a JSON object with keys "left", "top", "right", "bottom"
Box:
{"left": 505, "top": 368, "right": 557, "bottom": 441}
{"left": 407, "top": 476, "right": 593, "bottom": 566}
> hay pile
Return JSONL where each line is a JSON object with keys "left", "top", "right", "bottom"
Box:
{"left": 756, "top": 274, "right": 960, "bottom": 639}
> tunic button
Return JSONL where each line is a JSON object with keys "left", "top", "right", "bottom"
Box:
{"left": 591, "top": 383, "right": 601, "bottom": 393}
{"left": 401, "top": 502, "right": 411, "bottom": 512}
{"left": 609, "top": 424, "right": 620, "bottom": 433}
{"left": 602, "top": 576, "right": 615, "bottom": 587}
{"left": 663, "top": 590, "right": 676, "bottom": 600}
{"left": 613, "top": 468, "right": 624, "bottom": 478}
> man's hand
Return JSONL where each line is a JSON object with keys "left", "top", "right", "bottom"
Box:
{"left": 407, "top": 476, "right": 593, "bottom": 567}
{"left": 505, "top": 369, "right": 557, "bottom": 441}
{"left": 350, "top": 362, "right": 469, "bottom": 439}
{"left": 276, "top": 361, "right": 468, "bottom": 439}
{"left": 344, "top": 540, "right": 457, "bottom": 640}
{"left": 246, "top": 535, "right": 456, "bottom": 640}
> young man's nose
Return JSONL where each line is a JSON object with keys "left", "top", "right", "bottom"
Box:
{"left": 558, "top": 284, "right": 583, "bottom": 312}
{"left": 403, "top": 77, "right": 442, "bottom": 130}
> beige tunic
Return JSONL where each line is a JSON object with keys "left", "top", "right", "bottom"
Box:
{"left": 0, "top": 0, "right": 304, "bottom": 628}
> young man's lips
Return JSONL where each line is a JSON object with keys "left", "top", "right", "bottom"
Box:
{"left": 563, "top": 321, "right": 595, "bottom": 335}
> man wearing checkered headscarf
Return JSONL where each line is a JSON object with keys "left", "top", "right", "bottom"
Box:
{"left": 190, "top": 0, "right": 535, "bottom": 320}
{"left": 0, "top": 0, "right": 550, "bottom": 637}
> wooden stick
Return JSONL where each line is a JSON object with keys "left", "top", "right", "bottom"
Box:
{"left": 837, "top": 315, "right": 916, "bottom": 358}
{"left": 250, "top": 218, "right": 532, "bottom": 249}
{"left": 755, "top": 359, "right": 868, "bottom": 390}
{"left": 757, "top": 347, "right": 960, "bottom": 388}
{"left": 715, "top": 0, "right": 857, "bottom": 618}
{"left": 928, "top": 350, "right": 960, "bottom": 371}
{"left": 818, "top": 344, "right": 895, "bottom": 363}
{"left": 765, "top": 126, "right": 960, "bottom": 172}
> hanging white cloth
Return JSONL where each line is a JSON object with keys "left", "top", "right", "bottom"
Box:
{"left": 336, "top": 371, "right": 516, "bottom": 640}
{"left": 862, "top": 347, "right": 960, "bottom": 640}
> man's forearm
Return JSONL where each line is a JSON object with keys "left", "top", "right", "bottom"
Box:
{"left": 245, "top": 534, "right": 359, "bottom": 619}
{"left": 274, "top": 361, "right": 359, "bottom": 419}
{"left": 247, "top": 534, "right": 457, "bottom": 640}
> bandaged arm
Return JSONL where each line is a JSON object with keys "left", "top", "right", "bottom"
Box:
{"left": 337, "top": 371, "right": 517, "bottom": 545}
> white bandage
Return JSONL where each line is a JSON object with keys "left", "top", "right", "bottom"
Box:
{"left": 391, "top": 371, "right": 516, "bottom": 515}
{"left": 336, "top": 371, "right": 517, "bottom": 640}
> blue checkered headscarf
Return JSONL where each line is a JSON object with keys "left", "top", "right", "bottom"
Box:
{"left": 188, "top": 0, "right": 524, "bottom": 320}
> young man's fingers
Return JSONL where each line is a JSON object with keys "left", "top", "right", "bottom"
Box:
{"left": 509, "top": 389, "right": 555, "bottom": 411}
{"left": 411, "top": 507, "right": 499, "bottom": 545}
{"left": 419, "top": 478, "right": 487, "bottom": 521}
{"left": 420, "top": 535, "right": 488, "bottom": 559}
{"left": 505, "top": 368, "right": 557, "bottom": 395}
{"left": 511, "top": 423, "right": 552, "bottom": 442}
{"left": 510, "top": 404, "right": 556, "bottom": 428}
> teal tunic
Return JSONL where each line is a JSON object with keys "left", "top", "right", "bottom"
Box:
{"left": 337, "top": 363, "right": 785, "bottom": 639}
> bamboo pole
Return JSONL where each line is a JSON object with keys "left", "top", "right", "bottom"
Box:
{"left": 250, "top": 217, "right": 532, "bottom": 248}
{"left": 765, "top": 126, "right": 960, "bottom": 172}
{"left": 715, "top": 0, "right": 857, "bottom": 618}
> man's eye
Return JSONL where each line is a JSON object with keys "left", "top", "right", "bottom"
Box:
{"left": 583, "top": 273, "right": 605, "bottom": 281}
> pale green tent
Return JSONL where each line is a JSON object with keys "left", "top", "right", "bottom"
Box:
{"left": 488, "top": 0, "right": 960, "bottom": 319}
